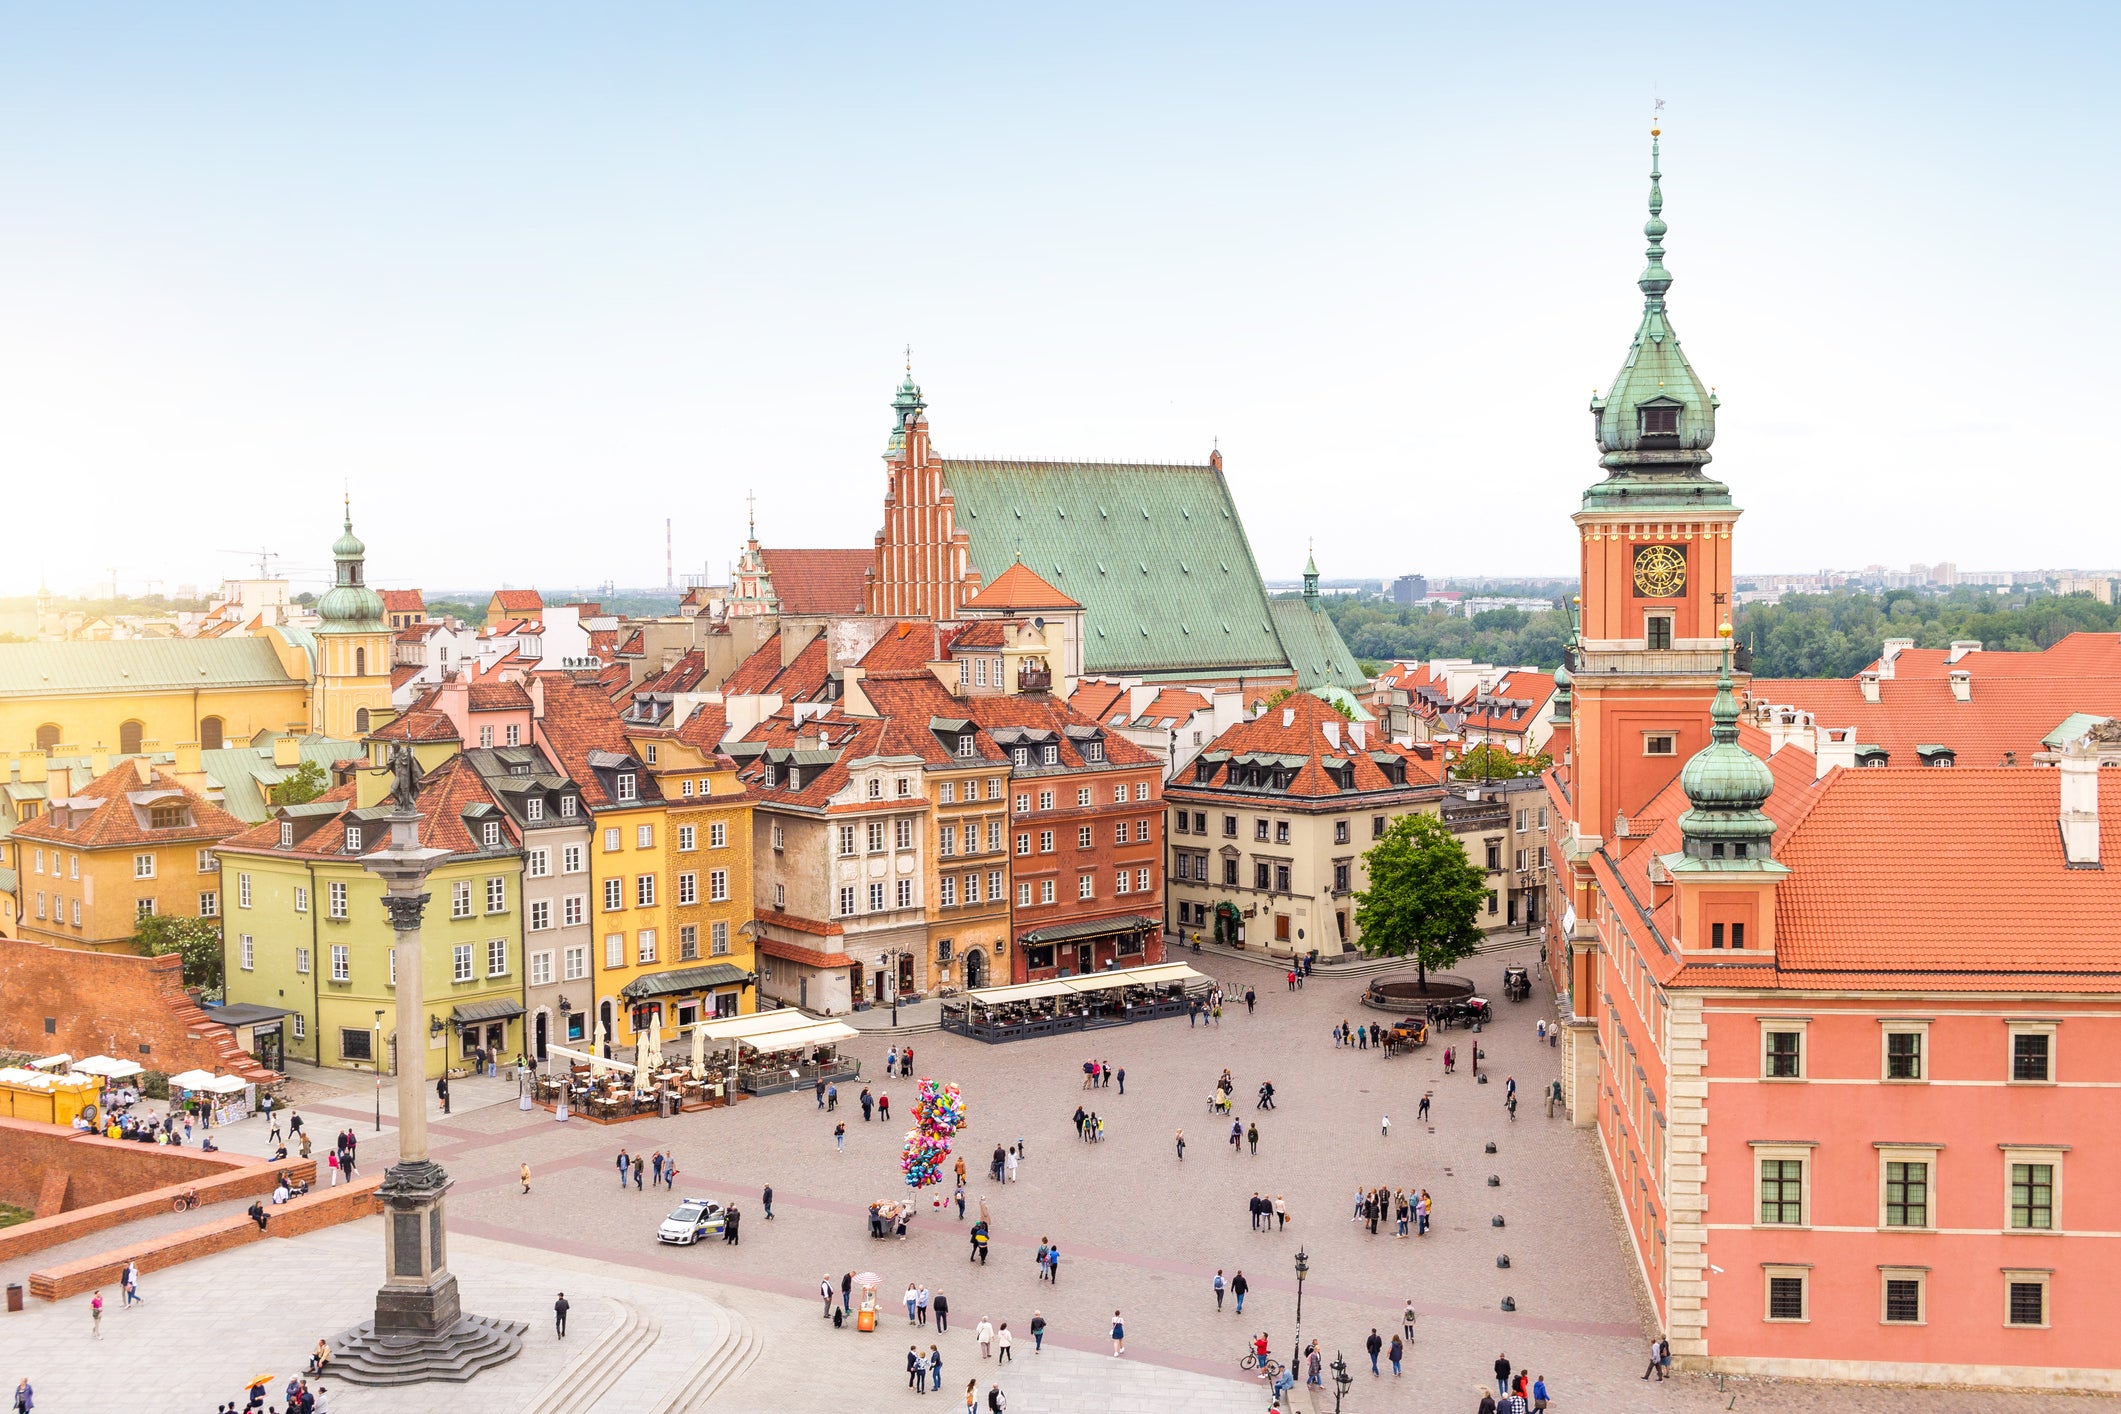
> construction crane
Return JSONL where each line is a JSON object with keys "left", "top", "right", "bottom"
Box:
{"left": 216, "top": 547, "right": 282, "bottom": 578}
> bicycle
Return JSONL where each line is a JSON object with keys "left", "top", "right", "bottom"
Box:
{"left": 171, "top": 1188, "right": 200, "bottom": 1213}
{"left": 1239, "top": 1353, "right": 1284, "bottom": 1380}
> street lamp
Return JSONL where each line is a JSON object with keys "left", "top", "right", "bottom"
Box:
{"left": 1290, "top": 1247, "right": 1308, "bottom": 1377}
{"left": 876, "top": 947, "right": 908, "bottom": 1027}
{"left": 372, "top": 1009, "right": 384, "bottom": 1132}
{"left": 1331, "top": 1351, "right": 1352, "bottom": 1414}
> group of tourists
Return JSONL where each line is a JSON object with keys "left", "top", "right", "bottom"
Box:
{"left": 1353, "top": 1183, "right": 1434, "bottom": 1237}
{"left": 613, "top": 1147, "right": 679, "bottom": 1191}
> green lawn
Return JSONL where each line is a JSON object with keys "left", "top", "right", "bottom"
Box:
{"left": 0, "top": 1203, "right": 33, "bottom": 1228}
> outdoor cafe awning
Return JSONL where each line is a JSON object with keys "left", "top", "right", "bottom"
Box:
{"left": 620, "top": 962, "right": 753, "bottom": 1001}
{"left": 956, "top": 962, "right": 1209, "bottom": 1009}
{"left": 741, "top": 1020, "right": 858, "bottom": 1052}
{"left": 69, "top": 1055, "right": 146, "bottom": 1080}
{"left": 546, "top": 1044, "right": 636, "bottom": 1074}
{"left": 695, "top": 1008, "right": 833, "bottom": 1044}
{"left": 1018, "top": 913, "right": 1162, "bottom": 946}
{"left": 452, "top": 998, "right": 526, "bottom": 1024}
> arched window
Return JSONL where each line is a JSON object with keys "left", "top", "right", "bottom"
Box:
{"left": 199, "top": 717, "right": 224, "bottom": 751}
{"left": 34, "top": 723, "right": 61, "bottom": 755}
{"left": 355, "top": 707, "right": 370, "bottom": 733}
{"left": 354, "top": 647, "right": 367, "bottom": 678}
{"left": 119, "top": 720, "right": 144, "bottom": 755}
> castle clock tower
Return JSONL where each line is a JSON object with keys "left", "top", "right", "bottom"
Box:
{"left": 1568, "top": 127, "right": 1741, "bottom": 851}
{"left": 312, "top": 501, "right": 393, "bottom": 739}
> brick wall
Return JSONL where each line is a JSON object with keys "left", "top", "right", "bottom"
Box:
{"left": 27, "top": 1176, "right": 382, "bottom": 1301}
{"left": 0, "top": 936, "right": 253, "bottom": 1078}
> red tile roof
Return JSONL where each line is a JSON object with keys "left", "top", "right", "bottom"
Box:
{"left": 734, "top": 712, "right": 890, "bottom": 809}
{"left": 532, "top": 672, "right": 662, "bottom": 810}
{"left": 468, "top": 681, "right": 533, "bottom": 711}
{"left": 367, "top": 701, "right": 459, "bottom": 743}
{"left": 1068, "top": 679, "right": 1130, "bottom": 727}
{"left": 963, "top": 561, "right": 1080, "bottom": 612}
{"left": 1174, "top": 692, "right": 1435, "bottom": 801}
{"left": 635, "top": 651, "right": 707, "bottom": 696}
{"left": 855, "top": 622, "right": 951, "bottom": 680}
{"left": 16, "top": 760, "right": 247, "bottom": 849}
{"left": 215, "top": 759, "right": 519, "bottom": 861}
{"left": 949, "top": 621, "right": 1007, "bottom": 650}
{"left": 958, "top": 694, "right": 1160, "bottom": 770}
{"left": 1459, "top": 670, "right": 1555, "bottom": 734}
{"left": 722, "top": 633, "right": 832, "bottom": 702}
{"left": 490, "top": 589, "right": 543, "bottom": 614}
{"left": 674, "top": 702, "right": 731, "bottom": 753}
{"left": 759, "top": 548, "right": 872, "bottom": 614}
{"left": 390, "top": 664, "right": 422, "bottom": 691}
{"left": 381, "top": 590, "right": 424, "bottom": 613}
{"left": 1746, "top": 674, "right": 2121, "bottom": 767}
{"left": 1131, "top": 687, "right": 1211, "bottom": 727}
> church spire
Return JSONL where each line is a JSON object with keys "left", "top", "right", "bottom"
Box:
{"left": 1302, "top": 541, "right": 1320, "bottom": 606}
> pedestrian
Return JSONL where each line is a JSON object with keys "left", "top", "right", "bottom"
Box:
{"left": 1046, "top": 1243, "right": 1059, "bottom": 1283}
{"left": 821, "top": 1275, "right": 835, "bottom": 1318}
{"left": 1274, "top": 1194, "right": 1288, "bottom": 1230}
{"left": 879, "top": 1092, "right": 890, "bottom": 1121}
{"left": 861, "top": 1087, "right": 874, "bottom": 1121}
{"left": 906, "top": 1283, "right": 920, "bottom": 1324}
{"left": 908, "top": 1346, "right": 925, "bottom": 1391}
{"left": 1381, "top": 1113, "right": 1390, "bottom": 1138}
{"left": 976, "top": 1317, "right": 994, "bottom": 1357}
{"left": 1004, "top": 1148, "right": 1019, "bottom": 1183}
{"left": 762, "top": 1184, "right": 774, "bottom": 1219}
{"left": 724, "top": 1203, "right": 741, "bottom": 1245}
{"left": 827, "top": 1082, "right": 839, "bottom": 1110}
{"left": 1175, "top": 1129, "right": 1185, "bottom": 1161}
{"left": 934, "top": 1291, "right": 950, "bottom": 1332}
{"left": 996, "top": 1323, "right": 1013, "bottom": 1362}
{"left": 903, "top": 1044, "right": 914, "bottom": 1075}
{"left": 834, "top": 1122, "right": 845, "bottom": 1151}
{"left": 1252, "top": 1331, "right": 1272, "bottom": 1378}
{"left": 1029, "top": 1311, "right": 1045, "bottom": 1352}
{"left": 1532, "top": 1374, "right": 1550, "bottom": 1411}
{"left": 964, "top": 1379, "right": 978, "bottom": 1414}
{"left": 1659, "top": 1337, "right": 1672, "bottom": 1379}
{"left": 1307, "top": 1343, "right": 1323, "bottom": 1387}
{"left": 929, "top": 1346, "right": 943, "bottom": 1394}
{"left": 436, "top": 1075, "right": 450, "bottom": 1117}
{"left": 1388, "top": 1334, "right": 1404, "bottom": 1376}
{"left": 1246, "top": 1122, "right": 1259, "bottom": 1155}
{"left": 1418, "top": 1091, "right": 1432, "bottom": 1123}
{"left": 918, "top": 1286, "right": 930, "bottom": 1326}
{"left": 554, "top": 1292, "right": 569, "bottom": 1337}
{"left": 617, "top": 1150, "right": 630, "bottom": 1188}
{"left": 1402, "top": 1300, "right": 1417, "bottom": 1341}
{"left": 1116, "top": 1066, "right": 1125, "bottom": 1095}
{"left": 888, "top": 1046, "right": 899, "bottom": 1078}
{"left": 1536, "top": 1019, "right": 1548, "bottom": 1044}
{"left": 90, "top": 1289, "right": 103, "bottom": 1338}
{"left": 1507, "top": 1092, "right": 1518, "bottom": 1121}
{"left": 1366, "top": 1330, "right": 1383, "bottom": 1376}
{"left": 520, "top": 1162, "right": 531, "bottom": 1195}
{"left": 955, "top": 1183, "right": 968, "bottom": 1219}
{"left": 1231, "top": 1270, "right": 1248, "bottom": 1314}
{"left": 1110, "top": 1310, "right": 1125, "bottom": 1357}
{"left": 651, "top": 1151, "right": 664, "bottom": 1186}
{"left": 1244, "top": 986, "right": 1256, "bottom": 1014}
{"left": 843, "top": 1272, "right": 854, "bottom": 1314}
{"left": 11, "top": 1378, "right": 30, "bottom": 1414}
{"left": 1497, "top": 1352, "right": 1514, "bottom": 1395}
{"left": 1230, "top": 1118, "right": 1242, "bottom": 1152}
{"left": 1213, "top": 1270, "right": 1226, "bottom": 1310}
{"left": 987, "top": 1385, "right": 1006, "bottom": 1414}
{"left": 1547, "top": 1079, "right": 1563, "bottom": 1118}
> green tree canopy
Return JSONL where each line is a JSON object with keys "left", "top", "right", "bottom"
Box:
{"left": 1353, "top": 812, "right": 1488, "bottom": 986}
{"left": 267, "top": 759, "right": 327, "bottom": 806}
{"left": 133, "top": 914, "right": 224, "bottom": 997}
{"left": 1450, "top": 743, "right": 1553, "bottom": 781}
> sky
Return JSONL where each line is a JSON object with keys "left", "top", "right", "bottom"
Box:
{"left": 2, "top": 3, "right": 2117, "bottom": 600}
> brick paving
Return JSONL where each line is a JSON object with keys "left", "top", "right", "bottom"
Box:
{"left": 3, "top": 950, "right": 2107, "bottom": 1411}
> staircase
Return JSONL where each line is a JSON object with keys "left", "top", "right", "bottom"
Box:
{"left": 521, "top": 1298, "right": 662, "bottom": 1414}
{"left": 649, "top": 1302, "right": 761, "bottom": 1411}
{"left": 164, "top": 986, "right": 281, "bottom": 1087}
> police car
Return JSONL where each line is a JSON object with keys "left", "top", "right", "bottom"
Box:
{"left": 657, "top": 1198, "right": 728, "bottom": 1245}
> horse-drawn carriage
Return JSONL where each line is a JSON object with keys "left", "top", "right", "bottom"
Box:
{"left": 1384, "top": 1015, "right": 1429, "bottom": 1052}
{"left": 1503, "top": 965, "right": 1533, "bottom": 1002}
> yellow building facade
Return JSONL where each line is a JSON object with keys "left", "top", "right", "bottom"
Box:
{"left": 633, "top": 731, "right": 757, "bottom": 1029}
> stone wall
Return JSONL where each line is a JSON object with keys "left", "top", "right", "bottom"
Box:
{"left": 0, "top": 1116, "right": 249, "bottom": 1214}
{"left": 0, "top": 936, "right": 273, "bottom": 1082}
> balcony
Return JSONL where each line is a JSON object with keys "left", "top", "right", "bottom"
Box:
{"left": 1017, "top": 663, "right": 1053, "bottom": 693}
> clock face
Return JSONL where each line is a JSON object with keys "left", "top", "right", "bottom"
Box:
{"left": 1633, "top": 543, "right": 1687, "bottom": 598}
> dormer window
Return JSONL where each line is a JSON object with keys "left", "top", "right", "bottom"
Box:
{"left": 345, "top": 826, "right": 362, "bottom": 852}
{"left": 280, "top": 822, "right": 294, "bottom": 849}
{"left": 1042, "top": 744, "right": 1060, "bottom": 766}
{"left": 787, "top": 767, "right": 801, "bottom": 791}
{"left": 1012, "top": 746, "right": 1030, "bottom": 767}
{"left": 761, "top": 763, "right": 777, "bottom": 787}
{"left": 1083, "top": 740, "right": 1105, "bottom": 763}
{"left": 956, "top": 733, "right": 976, "bottom": 760}
{"left": 615, "top": 772, "right": 637, "bottom": 801}
{"left": 526, "top": 797, "right": 543, "bottom": 822}
{"left": 149, "top": 803, "right": 189, "bottom": 830}
{"left": 560, "top": 796, "right": 578, "bottom": 818}
{"left": 482, "top": 820, "right": 502, "bottom": 848}
{"left": 1640, "top": 403, "right": 1680, "bottom": 440}
{"left": 867, "top": 778, "right": 882, "bottom": 800}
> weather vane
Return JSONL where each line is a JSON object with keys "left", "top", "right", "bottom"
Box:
{"left": 1653, "top": 96, "right": 1665, "bottom": 134}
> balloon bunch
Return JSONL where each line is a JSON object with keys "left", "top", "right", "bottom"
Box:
{"left": 899, "top": 1078, "right": 968, "bottom": 1189}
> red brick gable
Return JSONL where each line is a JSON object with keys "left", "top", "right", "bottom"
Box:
{"left": 758, "top": 548, "right": 872, "bottom": 614}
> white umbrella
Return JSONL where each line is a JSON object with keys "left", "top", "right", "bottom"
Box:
{"left": 689, "top": 1025, "right": 706, "bottom": 1080}
{"left": 645, "top": 1014, "right": 664, "bottom": 1069}
{"left": 588, "top": 1018, "right": 607, "bottom": 1077}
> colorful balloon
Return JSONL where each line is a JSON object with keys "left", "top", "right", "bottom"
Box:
{"left": 899, "top": 1078, "right": 968, "bottom": 1188}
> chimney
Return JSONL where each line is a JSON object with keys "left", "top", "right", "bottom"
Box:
{"left": 1859, "top": 672, "right": 1880, "bottom": 704}
{"left": 1947, "top": 640, "right": 1983, "bottom": 664}
{"left": 173, "top": 742, "right": 201, "bottom": 778}
{"left": 529, "top": 674, "right": 546, "bottom": 720}
{"left": 1815, "top": 726, "right": 1858, "bottom": 779}
{"left": 90, "top": 746, "right": 110, "bottom": 776}
{"left": 1349, "top": 722, "right": 1367, "bottom": 749}
{"left": 19, "top": 752, "right": 47, "bottom": 784}
{"left": 1879, "top": 638, "right": 1915, "bottom": 677}
{"left": 1322, "top": 720, "right": 1341, "bottom": 750}
{"left": 1949, "top": 669, "right": 1971, "bottom": 703}
{"left": 273, "top": 736, "right": 301, "bottom": 767}
{"left": 1282, "top": 708, "right": 1295, "bottom": 727}
{"left": 2059, "top": 738, "right": 2101, "bottom": 866}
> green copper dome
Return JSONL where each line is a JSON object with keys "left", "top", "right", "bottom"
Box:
{"left": 1677, "top": 637, "right": 1775, "bottom": 849}
{"left": 316, "top": 501, "right": 386, "bottom": 631}
{"left": 1584, "top": 130, "right": 1729, "bottom": 512}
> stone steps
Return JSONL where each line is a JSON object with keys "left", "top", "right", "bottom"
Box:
{"left": 326, "top": 1313, "right": 529, "bottom": 1385}
{"left": 649, "top": 1300, "right": 761, "bottom": 1411}
{"left": 521, "top": 1296, "right": 660, "bottom": 1414}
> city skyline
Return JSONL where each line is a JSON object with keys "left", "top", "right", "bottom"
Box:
{"left": 3, "top": 4, "right": 2117, "bottom": 596}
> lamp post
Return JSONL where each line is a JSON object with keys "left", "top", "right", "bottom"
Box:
{"left": 876, "top": 947, "right": 908, "bottom": 1027}
{"left": 1290, "top": 1247, "right": 1308, "bottom": 1377}
{"left": 1331, "top": 1351, "right": 1352, "bottom": 1413}
{"left": 372, "top": 1010, "right": 384, "bottom": 1133}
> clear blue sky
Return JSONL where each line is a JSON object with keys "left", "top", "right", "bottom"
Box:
{"left": 2, "top": 3, "right": 2115, "bottom": 598}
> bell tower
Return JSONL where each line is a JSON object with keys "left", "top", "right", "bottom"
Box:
{"left": 313, "top": 499, "right": 393, "bottom": 739}
{"left": 1568, "top": 125, "right": 1742, "bottom": 850}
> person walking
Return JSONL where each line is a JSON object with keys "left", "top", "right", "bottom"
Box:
{"left": 651, "top": 1151, "right": 665, "bottom": 1186}
{"left": 1110, "top": 1310, "right": 1125, "bottom": 1357}
{"left": 554, "top": 1292, "right": 570, "bottom": 1337}
{"left": 1507, "top": 1090, "right": 1519, "bottom": 1121}
{"left": 1116, "top": 1066, "right": 1126, "bottom": 1095}
{"left": 918, "top": 1286, "right": 930, "bottom": 1327}
{"left": 762, "top": 1184, "right": 775, "bottom": 1220}
{"left": 1029, "top": 1311, "right": 1045, "bottom": 1352}
{"left": 987, "top": 1384, "right": 1006, "bottom": 1414}
{"left": 1532, "top": 1373, "right": 1550, "bottom": 1411}
{"left": 1231, "top": 1270, "right": 1248, "bottom": 1314}
{"left": 1388, "top": 1334, "right": 1404, "bottom": 1376}
{"left": 933, "top": 1291, "right": 949, "bottom": 1332}
{"left": 878, "top": 1091, "right": 891, "bottom": 1121}
{"left": 996, "top": 1323, "right": 1012, "bottom": 1362}
{"left": 1230, "top": 1119, "right": 1242, "bottom": 1152}
{"left": 975, "top": 1317, "right": 994, "bottom": 1358}
{"left": 1381, "top": 1113, "right": 1390, "bottom": 1139}
{"left": 964, "top": 1379, "right": 978, "bottom": 1414}
{"left": 520, "top": 1162, "right": 531, "bottom": 1195}
{"left": 1418, "top": 1090, "right": 1432, "bottom": 1123}
{"left": 887, "top": 1045, "right": 899, "bottom": 1078}
{"left": 1274, "top": 1194, "right": 1288, "bottom": 1230}
{"left": 1175, "top": 1129, "right": 1185, "bottom": 1161}
{"left": 1213, "top": 1270, "right": 1226, "bottom": 1311}
{"left": 1246, "top": 1122, "right": 1259, "bottom": 1155}
{"left": 860, "top": 1087, "right": 874, "bottom": 1121}
{"left": 326, "top": 1150, "right": 339, "bottom": 1187}
{"left": 90, "top": 1289, "right": 104, "bottom": 1338}
{"left": 1495, "top": 1352, "right": 1514, "bottom": 1395}
{"left": 634, "top": 1155, "right": 645, "bottom": 1190}
{"left": 1004, "top": 1148, "right": 1019, "bottom": 1183}
{"left": 1547, "top": 1079, "right": 1563, "bottom": 1118}
{"left": 1365, "top": 1328, "right": 1382, "bottom": 1375}
{"left": 11, "top": 1378, "right": 30, "bottom": 1414}
{"left": 1402, "top": 1300, "right": 1417, "bottom": 1341}
{"left": 120, "top": 1261, "right": 141, "bottom": 1308}
{"left": 617, "top": 1150, "right": 630, "bottom": 1189}
{"left": 1046, "top": 1243, "right": 1059, "bottom": 1284}
{"left": 1244, "top": 987, "right": 1256, "bottom": 1014}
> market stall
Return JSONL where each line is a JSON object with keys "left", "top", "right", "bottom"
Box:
{"left": 939, "top": 962, "right": 1211, "bottom": 1042}
{"left": 0, "top": 1066, "right": 100, "bottom": 1126}
{"left": 166, "top": 1070, "right": 254, "bottom": 1127}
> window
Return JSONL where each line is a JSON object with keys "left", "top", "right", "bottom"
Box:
{"left": 1641, "top": 403, "right": 1680, "bottom": 437}
{"left": 133, "top": 853, "right": 156, "bottom": 879}
{"left": 454, "top": 880, "right": 474, "bottom": 918}
{"left": 1038, "top": 790, "right": 1054, "bottom": 811}
{"left": 1334, "top": 862, "right": 1351, "bottom": 892}
{"left": 678, "top": 924, "right": 699, "bottom": 960}
{"left": 643, "top": 744, "right": 658, "bottom": 764}
{"left": 2006, "top": 1273, "right": 2051, "bottom": 1328}
{"left": 329, "top": 881, "right": 347, "bottom": 919}
{"left": 482, "top": 820, "right": 502, "bottom": 848}
{"left": 239, "top": 934, "right": 254, "bottom": 971}
{"left": 529, "top": 899, "right": 551, "bottom": 931}
{"left": 331, "top": 944, "right": 350, "bottom": 982}
{"left": 1175, "top": 812, "right": 1189, "bottom": 834}
{"left": 897, "top": 777, "right": 911, "bottom": 798}
{"left": 964, "top": 873, "right": 981, "bottom": 904}
{"left": 1114, "top": 870, "right": 1129, "bottom": 894}
{"left": 635, "top": 875, "right": 656, "bottom": 907}
{"left": 1765, "top": 1270, "right": 1808, "bottom": 1323}
{"left": 637, "top": 824, "right": 654, "bottom": 849}
{"left": 1017, "top": 833, "right": 1031, "bottom": 856}
{"left": 135, "top": 898, "right": 156, "bottom": 921}
{"left": 526, "top": 796, "right": 544, "bottom": 823}
{"left": 604, "top": 878, "right": 623, "bottom": 911}
{"left": 1015, "top": 793, "right": 1030, "bottom": 815}
{"left": 288, "top": 884, "right": 307, "bottom": 916}
{"left": 506, "top": 723, "right": 521, "bottom": 747}
{"left": 563, "top": 844, "right": 584, "bottom": 874}
{"left": 615, "top": 773, "right": 637, "bottom": 801}
{"left": 1334, "top": 820, "right": 1350, "bottom": 845}
{"left": 605, "top": 933, "right": 624, "bottom": 967}
{"left": 1275, "top": 863, "right": 1291, "bottom": 891}
{"left": 1883, "top": 1026, "right": 1925, "bottom": 1081}
{"left": 867, "top": 778, "right": 882, "bottom": 800}
{"left": 636, "top": 930, "right": 656, "bottom": 964}
{"left": 1256, "top": 861, "right": 1271, "bottom": 890}
{"left": 1039, "top": 880, "right": 1055, "bottom": 904}
{"left": 710, "top": 821, "right": 726, "bottom": 849}
{"left": 1254, "top": 819, "right": 1269, "bottom": 841}
{"left": 344, "top": 826, "right": 362, "bottom": 853}
{"left": 771, "top": 823, "right": 785, "bottom": 852}
{"left": 1035, "top": 830, "right": 1053, "bottom": 853}
{"left": 1042, "top": 745, "right": 1059, "bottom": 766}
{"left": 940, "top": 825, "right": 958, "bottom": 857}
{"left": 678, "top": 824, "right": 696, "bottom": 852}
{"left": 479, "top": 725, "right": 495, "bottom": 748}
{"left": 453, "top": 943, "right": 474, "bottom": 982}
{"left": 2010, "top": 1025, "right": 2055, "bottom": 1083}
{"left": 531, "top": 950, "right": 554, "bottom": 986}
{"left": 1224, "top": 858, "right": 1239, "bottom": 886}
{"left": 1083, "top": 741, "right": 1104, "bottom": 763}
{"left": 603, "top": 828, "right": 621, "bottom": 852}
{"left": 527, "top": 848, "right": 550, "bottom": 878}
{"left": 989, "top": 868, "right": 1004, "bottom": 899}
{"left": 1645, "top": 615, "right": 1674, "bottom": 651}
{"left": 560, "top": 796, "right": 577, "bottom": 818}
{"left": 1079, "top": 826, "right": 1095, "bottom": 849}
{"left": 199, "top": 891, "right": 219, "bottom": 918}
{"left": 564, "top": 945, "right": 588, "bottom": 981}
{"left": 896, "top": 819, "right": 913, "bottom": 850}
{"left": 896, "top": 878, "right": 912, "bottom": 908}
{"left": 1758, "top": 1154, "right": 1807, "bottom": 1225}
{"left": 839, "top": 825, "right": 857, "bottom": 857}
{"left": 488, "top": 938, "right": 508, "bottom": 977}
{"left": 1078, "top": 788, "right": 1094, "bottom": 807}
{"left": 1017, "top": 883, "right": 1032, "bottom": 907}
{"left": 865, "top": 882, "right": 884, "bottom": 912}
{"left": 487, "top": 876, "right": 508, "bottom": 913}
{"left": 839, "top": 886, "right": 856, "bottom": 917}
{"left": 1643, "top": 734, "right": 1676, "bottom": 757}
{"left": 295, "top": 946, "right": 310, "bottom": 975}
{"left": 941, "top": 877, "right": 958, "bottom": 907}
{"left": 1137, "top": 866, "right": 1151, "bottom": 892}
{"left": 564, "top": 894, "right": 585, "bottom": 926}
{"left": 340, "top": 1027, "right": 372, "bottom": 1062}
{"left": 1882, "top": 1158, "right": 1931, "bottom": 1228}
{"left": 987, "top": 820, "right": 1002, "bottom": 851}
{"left": 709, "top": 869, "right": 728, "bottom": 903}
{"left": 1275, "top": 821, "right": 1290, "bottom": 845}
{"left": 197, "top": 848, "right": 218, "bottom": 873}
{"left": 1763, "top": 1028, "right": 1804, "bottom": 1079}
{"left": 71, "top": 900, "right": 81, "bottom": 927}
{"left": 712, "top": 921, "right": 730, "bottom": 956}
{"left": 2009, "top": 1160, "right": 2056, "bottom": 1230}
{"left": 678, "top": 872, "right": 698, "bottom": 906}
{"left": 866, "top": 821, "right": 885, "bottom": 854}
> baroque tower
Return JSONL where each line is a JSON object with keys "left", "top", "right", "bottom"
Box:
{"left": 312, "top": 500, "right": 393, "bottom": 738}
{"left": 864, "top": 366, "right": 981, "bottom": 618}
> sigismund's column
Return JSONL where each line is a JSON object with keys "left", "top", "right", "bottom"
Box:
{"left": 333, "top": 769, "right": 524, "bottom": 1383}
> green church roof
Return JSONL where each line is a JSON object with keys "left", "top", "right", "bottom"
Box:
{"left": 1269, "top": 596, "right": 1367, "bottom": 693}
{"left": 940, "top": 458, "right": 1304, "bottom": 679}
{"left": 0, "top": 637, "right": 298, "bottom": 699}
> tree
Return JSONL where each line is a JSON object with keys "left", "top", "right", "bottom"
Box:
{"left": 1353, "top": 812, "right": 1488, "bottom": 988}
{"left": 268, "top": 760, "right": 327, "bottom": 806}
{"left": 1451, "top": 743, "right": 1553, "bottom": 781}
{"left": 133, "top": 914, "right": 225, "bottom": 996}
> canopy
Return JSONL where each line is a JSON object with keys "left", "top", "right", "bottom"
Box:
{"left": 958, "top": 979, "right": 1074, "bottom": 1007}
{"left": 693, "top": 1008, "right": 828, "bottom": 1043}
{"left": 70, "top": 1055, "right": 146, "bottom": 1080}
{"left": 168, "top": 1070, "right": 250, "bottom": 1095}
{"left": 958, "top": 962, "right": 1209, "bottom": 1009}
{"left": 0, "top": 1067, "right": 94, "bottom": 1092}
{"left": 547, "top": 1044, "right": 635, "bottom": 1075}
{"left": 742, "top": 1021, "right": 857, "bottom": 1053}
{"left": 27, "top": 1053, "right": 70, "bottom": 1071}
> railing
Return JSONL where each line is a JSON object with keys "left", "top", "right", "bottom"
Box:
{"left": 1017, "top": 665, "right": 1053, "bottom": 692}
